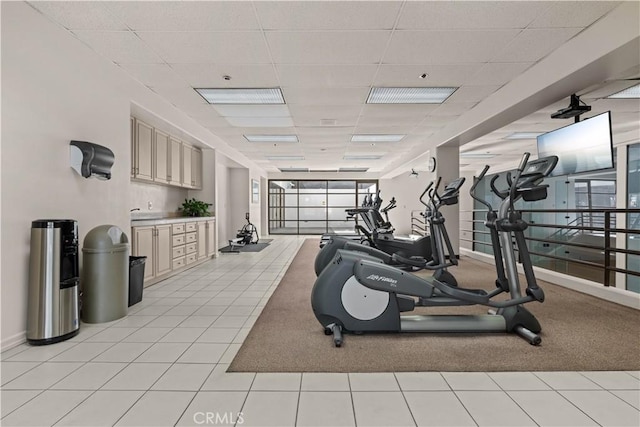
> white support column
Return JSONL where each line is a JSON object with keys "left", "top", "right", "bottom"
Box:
{"left": 434, "top": 146, "right": 461, "bottom": 255}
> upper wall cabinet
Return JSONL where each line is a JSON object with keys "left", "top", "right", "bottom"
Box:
{"left": 169, "top": 136, "right": 182, "bottom": 187}
{"left": 131, "top": 117, "right": 203, "bottom": 190}
{"left": 153, "top": 128, "right": 170, "bottom": 185}
{"left": 133, "top": 119, "right": 153, "bottom": 182}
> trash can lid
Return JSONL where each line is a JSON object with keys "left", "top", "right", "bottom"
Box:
{"left": 82, "top": 225, "right": 129, "bottom": 253}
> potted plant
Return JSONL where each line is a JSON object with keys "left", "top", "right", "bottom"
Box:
{"left": 179, "top": 198, "right": 212, "bottom": 217}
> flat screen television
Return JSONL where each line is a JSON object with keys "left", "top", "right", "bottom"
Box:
{"left": 536, "top": 111, "right": 614, "bottom": 176}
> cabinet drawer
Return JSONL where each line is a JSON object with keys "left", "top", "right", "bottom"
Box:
{"left": 185, "top": 232, "right": 197, "bottom": 243}
{"left": 173, "top": 256, "right": 185, "bottom": 270}
{"left": 172, "top": 223, "right": 185, "bottom": 234}
{"left": 185, "top": 223, "right": 197, "bottom": 232}
{"left": 172, "top": 245, "right": 185, "bottom": 259}
{"left": 185, "top": 253, "right": 197, "bottom": 265}
{"left": 185, "top": 243, "right": 197, "bottom": 254}
{"left": 172, "top": 234, "right": 185, "bottom": 246}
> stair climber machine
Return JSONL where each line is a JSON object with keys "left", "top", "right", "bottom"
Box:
{"left": 311, "top": 153, "right": 557, "bottom": 347}
{"left": 314, "top": 177, "right": 466, "bottom": 283}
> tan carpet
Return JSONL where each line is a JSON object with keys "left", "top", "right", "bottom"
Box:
{"left": 229, "top": 238, "right": 640, "bottom": 372}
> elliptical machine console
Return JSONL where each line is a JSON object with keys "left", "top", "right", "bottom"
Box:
{"left": 311, "top": 153, "right": 557, "bottom": 347}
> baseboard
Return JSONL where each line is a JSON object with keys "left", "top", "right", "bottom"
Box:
{"left": 460, "top": 248, "right": 640, "bottom": 310}
{"left": 1, "top": 331, "right": 26, "bottom": 351}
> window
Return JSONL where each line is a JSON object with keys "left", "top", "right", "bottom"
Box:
{"left": 268, "top": 180, "right": 377, "bottom": 234}
{"left": 627, "top": 144, "right": 640, "bottom": 293}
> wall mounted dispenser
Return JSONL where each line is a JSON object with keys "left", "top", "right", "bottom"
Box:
{"left": 69, "top": 140, "right": 114, "bottom": 180}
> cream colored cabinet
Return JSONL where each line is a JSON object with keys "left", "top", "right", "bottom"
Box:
{"left": 169, "top": 137, "right": 182, "bottom": 186}
{"left": 196, "top": 221, "right": 207, "bottom": 260}
{"left": 153, "top": 129, "right": 170, "bottom": 184}
{"left": 155, "top": 225, "right": 172, "bottom": 277}
{"left": 132, "top": 226, "right": 155, "bottom": 282}
{"left": 132, "top": 224, "right": 172, "bottom": 284}
{"left": 171, "top": 223, "right": 186, "bottom": 270}
{"left": 133, "top": 119, "right": 153, "bottom": 181}
{"left": 181, "top": 144, "right": 193, "bottom": 188}
{"left": 206, "top": 219, "right": 216, "bottom": 257}
{"left": 192, "top": 148, "right": 202, "bottom": 190}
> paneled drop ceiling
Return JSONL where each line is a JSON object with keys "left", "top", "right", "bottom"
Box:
{"left": 28, "top": 1, "right": 640, "bottom": 176}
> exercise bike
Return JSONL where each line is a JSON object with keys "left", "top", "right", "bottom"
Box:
{"left": 311, "top": 153, "right": 557, "bottom": 347}
{"left": 227, "top": 212, "right": 259, "bottom": 252}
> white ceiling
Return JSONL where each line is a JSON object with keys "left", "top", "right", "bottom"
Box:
{"left": 28, "top": 1, "right": 640, "bottom": 177}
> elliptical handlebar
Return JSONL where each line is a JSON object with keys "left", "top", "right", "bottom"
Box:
{"left": 509, "top": 152, "right": 530, "bottom": 212}
{"left": 470, "top": 165, "right": 493, "bottom": 211}
{"left": 490, "top": 175, "right": 509, "bottom": 200}
{"left": 419, "top": 181, "right": 434, "bottom": 207}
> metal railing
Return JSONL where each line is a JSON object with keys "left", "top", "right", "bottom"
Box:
{"left": 461, "top": 208, "right": 640, "bottom": 287}
{"left": 411, "top": 210, "right": 428, "bottom": 237}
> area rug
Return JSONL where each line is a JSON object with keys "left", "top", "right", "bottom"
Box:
{"left": 229, "top": 238, "right": 640, "bottom": 372}
{"left": 219, "top": 239, "right": 273, "bottom": 254}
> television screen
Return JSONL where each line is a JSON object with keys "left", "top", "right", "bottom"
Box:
{"left": 537, "top": 111, "right": 614, "bottom": 176}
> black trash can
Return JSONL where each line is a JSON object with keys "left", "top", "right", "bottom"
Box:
{"left": 129, "top": 256, "right": 146, "bottom": 307}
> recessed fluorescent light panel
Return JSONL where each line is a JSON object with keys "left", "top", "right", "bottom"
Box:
{"left": 367, "top": 87, "right": 457, "bottom": 104}
{"left": 505, "top": 132, "right": 543, "bottom": 140}
{"left": 460, "top": 152, "right": 496, "bottom": 159}
{"left": 310, "top": 169, "right": 338, "bottom": 172}
{"left": 266, "top": 156, "right": 305, "bottom": 161}
{"left": 343, "top": 155, "right": 383, "bottom": 161}
{"left": 607, "top": 83, "right": 640, "bottom": 99}
{"left": 278, "top": 168, "right": 309, "bottom": 172}
{"left": 244, "top": 135, "right": 298, "bottom": 143}
{"left": 194, "top": 88, "right": 285, "bottom": 104}
{"left": 351, "top": 134, "right": 405, "bottom": 143}
{"left": 339, "top": 167, "right": 369, "bottom": 172}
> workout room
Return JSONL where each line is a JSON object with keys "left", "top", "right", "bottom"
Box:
{"left": 1, "top": 2, "right": 639, "bottom": 427}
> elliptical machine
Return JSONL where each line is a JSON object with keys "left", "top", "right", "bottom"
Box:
{"left": 228, "top": 212, "right": 259, "bottom": 252}
{"left": 314, "top": 177, "right": 465, "bottom": 286}
{"left": 311, "top": 153, "right": 557, "bottom": 347}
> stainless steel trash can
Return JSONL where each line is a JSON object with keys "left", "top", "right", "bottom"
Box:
{"left": 81, "top": 225, "right": 129, "bottom": 323}
{"left": 27, "top": 219, "right": 80, "bottom": 344}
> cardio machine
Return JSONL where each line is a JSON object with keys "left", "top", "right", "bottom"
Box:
{"left": 314, "top": 177, "right": 465, "bottom": 287}
{"left": 227, "top": 212, "right": 259, "bottom": 252}
{"left": 311, "top": 153, "right": 557, "bottom": 347}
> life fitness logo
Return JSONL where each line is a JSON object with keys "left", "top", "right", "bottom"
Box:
{"left": 366, "top": 274, "right": 398, "bottom": 287}
{"left": 193, "top": 412, "right": 244, "bottom": 425}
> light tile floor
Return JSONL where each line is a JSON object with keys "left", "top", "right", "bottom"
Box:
{"left": 1, "top": 236, "right": 639, "bottom": 427}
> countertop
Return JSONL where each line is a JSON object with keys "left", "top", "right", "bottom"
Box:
{"left": 131, "top": 216, "right": 215, "bottom": 227}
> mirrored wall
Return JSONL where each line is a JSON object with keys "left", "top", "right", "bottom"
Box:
{"left": 268, "top": 180, "right": 377, "bottom": 234}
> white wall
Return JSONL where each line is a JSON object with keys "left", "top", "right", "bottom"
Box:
{"left": 0, "top": 2, "right": 265, "bottom": 348}
{"left": 131, "top": 181, "right": 187, "bottom": 215}
{"left": 230, "top": 168, "right": 250, "bottom": 236}
{"left": 379, "top": 172, "right": 435, "bottom": 236}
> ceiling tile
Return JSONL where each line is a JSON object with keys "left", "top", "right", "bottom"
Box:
{"left": 103, "top": 1, "right": 260, "bottom": 31}
{"left": 397, "top": 1, "right": 549, "bottom": 29}
{"left": 431, "top": 102, "right": 477, "bottom": 116}
{"left": 266, "top": 31, "right": 391, "bottom": 64}
{"left": 361, "top": 104, "right": 438, "bottom": 118}
{"left": 354, "top": 125, "right": 416, "bottom": 135}
{"left": 289, "top": 105, "right": 363, "bottom": 119}
{"left": 357, "top": 115, "right": 425, "bottom": 127}
{"left": 212, "top": 105, "right": 291, "bottom": 118}
{"left": 118, "top": 63, "right": 187, "bottom": 87}
{"left": 384, "top": 30, "right": 520, "bottom": 64}
{"left": 466, "top": 62, "right": 534, "bottom": 85}
{"left": 136, "top": 31, "right": 270, "bottom": 64}
{"left": 225, "top": 117, "right": 295, "bottom": 127}
{"left": 529, "top": 1, "right": 619, "bottom": 28}
{"left": 72, "top": 31, "right": 163, "bottom": 63}
{"left": 446, "top": 85, "right": 502, "bottom": 103}
{"left": 374, "top": 64, "right": 482, "bottom": 87}
{"left": 149, "top": 85, "right": 208, "bottom": 109}
{"left": 170, "top": 63, "right": 278, "bottom": 88}
{"left": 492, "top": 28, "right": 583, "bottom": 63}
{"left": 31, "top": 1, "right": 128, "bottom": 30}
{"left": 256, "top": 1, "right": 401, "bottom": 30}
{"left": 277, "top": 64, "right": 378, "bottom": 87}
{"left": 591, "top": 99, "right": 640, "bottom": 113}
{"left": 283, "top": 87, "right": 369, "bottom": 105}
